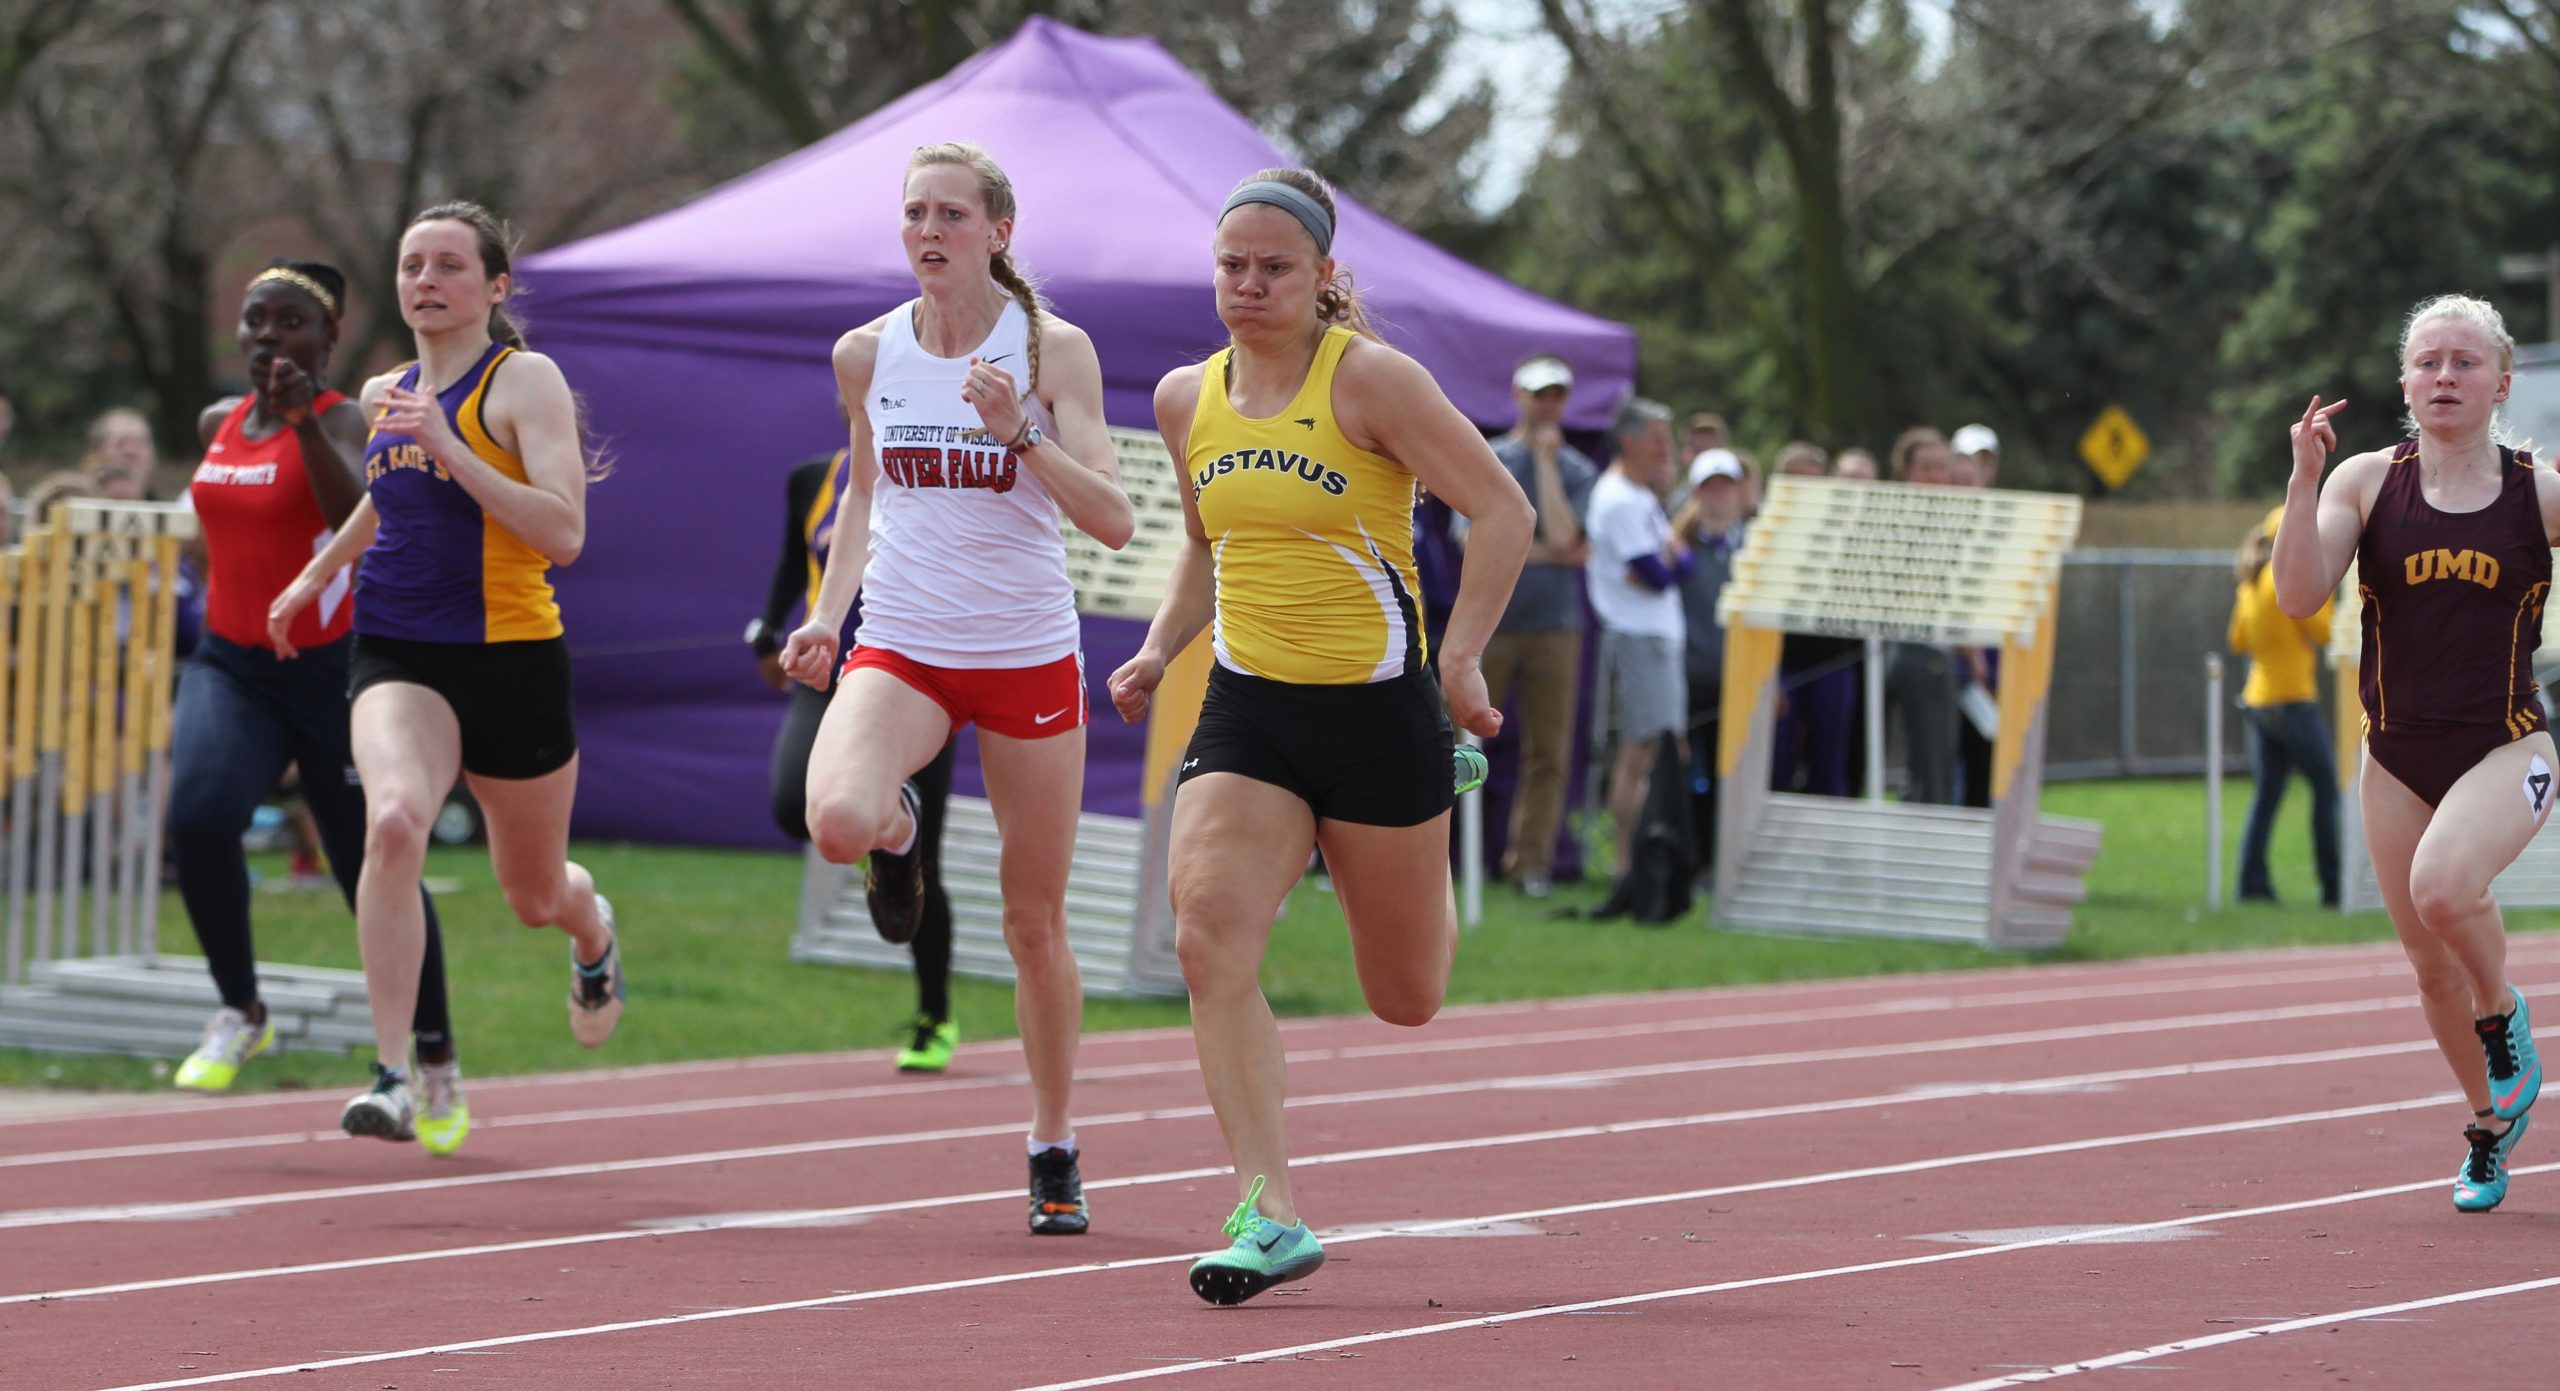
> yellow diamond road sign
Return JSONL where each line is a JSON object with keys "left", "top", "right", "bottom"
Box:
{"left": 2079, "top": 404, "right": 2150, "bottom": 490}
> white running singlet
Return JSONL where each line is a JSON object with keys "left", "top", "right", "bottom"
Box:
{"left": 852, "top": 298, "right": 1076, "bottom": 668}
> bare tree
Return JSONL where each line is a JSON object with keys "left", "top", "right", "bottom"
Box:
{"left": 1531, "top": 0, "right": 2358, "bottom": 443}
{"left": 664, "top": 0, "right": 1074, "bottom": 153}
{"left": 0, "top": 0, "right": 87, "bottom": 107}
{"left": 231, "top": 0, "right": 663, "bottom": 384}
{"left": 5, "top": 0, "right": 273, "bottom": 456}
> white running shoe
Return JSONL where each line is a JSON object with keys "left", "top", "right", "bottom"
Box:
{"left": 341, "top": 1062, "right": 417, "bottom": 1142}
{"left": 416, "top": 1059, "right": 471, "bottom": 1157}
{"left": 173, "top": 1007, "right": 274, "bottom": 1092}
{"left": 568, "top": 897, "right": 624, "bottom": 1048}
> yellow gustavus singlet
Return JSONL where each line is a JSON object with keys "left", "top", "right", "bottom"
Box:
{"left": 1188, "top": 326, "right": 1427, "bottom": 685}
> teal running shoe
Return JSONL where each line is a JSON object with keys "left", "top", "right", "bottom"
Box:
{"left": 1453, "top": 746, "right": 1489, "bottom": 796}
{"left": 2478, "top": 990, "right": 2542, "bottom": 1122}
{"left": 1187, "top": 1175, "right": 1325, "bottom": 1306}
{"left": 2456, "top": 1114, "right": 2529, "bottom": 1212}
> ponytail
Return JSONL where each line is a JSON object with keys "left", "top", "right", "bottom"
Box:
{"left": 489, "top": 304, "right": 528, "bottom": 351}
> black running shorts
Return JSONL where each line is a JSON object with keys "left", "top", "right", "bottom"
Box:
{"left": 349, "top": 633, "right": 577, "bottom": 780}
{"left": 1177, "top": 662, "right": 1454, "bottom": 827}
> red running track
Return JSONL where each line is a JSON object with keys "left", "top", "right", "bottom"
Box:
{"left": 7, "top": 938, "right": 2560, "bottom": 1390}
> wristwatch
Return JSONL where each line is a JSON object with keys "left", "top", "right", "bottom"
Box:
{"left": 744, "top": 618, "right": 780, "bottom": 657}
{"left": 1012, "top": 421, "right": 1044, "bottom": 452}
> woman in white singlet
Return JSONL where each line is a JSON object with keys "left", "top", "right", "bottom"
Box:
{"left": 780, "top": 141, "right": 1133, "bottom": 1237}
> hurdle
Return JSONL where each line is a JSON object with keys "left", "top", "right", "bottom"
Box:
{"left": 1712, "top": 477, "right": 2100, "bottom": 948}
{"left": 0, "top": 500, "right": 381, "bottom": 1056}
{"left": 793, "top": 428, "right": 1195, "bottom": 996}
{"left": 0, "top": 501, "right": 186, "bottom": 983}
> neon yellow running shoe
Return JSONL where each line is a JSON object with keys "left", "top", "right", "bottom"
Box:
{"left": 895, "top": 1015, "right": 957, "bottom": 1073}
{"left": 1187, "top": 1175, "right": 1325, "bottom": 1305}
{"left": 416, "top": 1059, "right": 471, "bottom": 1158}
{"left": 173, "top": 1007, "right": 274, "bottom": 1092}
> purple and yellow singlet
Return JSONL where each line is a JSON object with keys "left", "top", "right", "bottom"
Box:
{"left": 357, "top": 343, "right": 563, "bottom": 644}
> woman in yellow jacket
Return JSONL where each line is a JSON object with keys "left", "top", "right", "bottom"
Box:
{"left": 2230, "top": 508, "right": 2341, "bottom": 906}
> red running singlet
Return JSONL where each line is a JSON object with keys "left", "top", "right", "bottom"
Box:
{"left": 189, "top": 393, "right": 356, "bottom": 651}
{"left": 2356, "top": 442, "right": 2550, "bottom": 804}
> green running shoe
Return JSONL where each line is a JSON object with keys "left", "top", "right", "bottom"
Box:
{"left": 174, "top": 1007, "right": 273, "bottom": 1092}
{"left": 416, "top": 1059, "right": 471, "bottom": 1158}
{"left": 1453, "top": 746, "right": 1489, "bottom": 796}
{"left": 895, "top": 1014, "right": 957, "bottom": 1073}
{"left": 1187, "top": 1175, "right": 1325, "bottom": 1305}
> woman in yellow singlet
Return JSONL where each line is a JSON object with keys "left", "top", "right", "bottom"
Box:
{"left": 1108, "top": 167, "right": 1533, "bottom": 1305}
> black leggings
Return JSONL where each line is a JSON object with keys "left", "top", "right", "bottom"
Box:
{"left": 168, "top": 636, "right": 453, "bottom": 1055}
{"left": 769, "top": 681, "right": 955, "bottom": 1022}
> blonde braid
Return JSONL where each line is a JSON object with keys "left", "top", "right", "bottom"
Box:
{"left": 990, "top": 250, "right": 1042, "bottom": 394}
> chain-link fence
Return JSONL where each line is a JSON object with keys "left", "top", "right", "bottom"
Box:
{"left": 2049, "top": 549, "right": 2309, "bottom": 780}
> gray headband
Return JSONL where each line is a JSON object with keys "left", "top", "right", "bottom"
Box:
{"left": 1219, "top": 181, "right": 1334, "bottom": 256}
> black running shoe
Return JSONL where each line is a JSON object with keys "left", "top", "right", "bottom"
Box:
{"left": 1029, "top": 1145, "right": 1090, "bottom": 1235}
{"left": 863, "top": 781, "right": 925, "bottom": 945}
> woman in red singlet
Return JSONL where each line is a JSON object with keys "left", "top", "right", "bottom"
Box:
{"left": 168, "top": 262, "right": 464, "bottom": 1153}
{"left": 2274, "top": 293, "right": 2552, "bottom": 1213}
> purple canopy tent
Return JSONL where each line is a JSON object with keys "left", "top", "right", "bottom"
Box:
{"left": 519, "top": 17, "right": 1636, "bottom": 845}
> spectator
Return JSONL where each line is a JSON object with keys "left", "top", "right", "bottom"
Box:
{"left": 87, "top": 405, "right": 158, "bottom": 476}
{"left": 1673, "top": 448, "right": 1748, "bottom": 883}
{"left": 2228, "top": 507, "right": 2340, "bottom": 906}
{"left": 1950, "top": 435, "right": 1999, "bottom": 806}
{"left": 1884, "top": 426, "right": 1959, "bottom": 803}
{"left": 1951, "top": 422, "right": 1999, "bottom": 487}
{"left": 1893, "top": 426, "right": 1959, "bottom": 485}
{"left": 1585, "top": 396, "right": 1689, "bottom": 878}
{"left": 25, "top": 468, "right": 95, "bottom": 525}
{"left": 1683, "top": 412, "right": 1728, "bottom": 459}
{"left": 94, "top": 462, "right": 146, "bottom": 501}
{"left": 1833, "top": 447, "right": 1880, "bottom": 481}
{"left": 1771, "top": 441, "right": 1827, "bottom": 478}
{"left": 1466, "top": 353, "right": 1600, "bottom": 899}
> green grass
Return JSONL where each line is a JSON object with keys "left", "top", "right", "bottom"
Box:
{"left": 7, "top": 776, "right": 2536, "bottom": 1094}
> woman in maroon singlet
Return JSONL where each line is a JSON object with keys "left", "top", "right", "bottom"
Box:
{"left": 2273, "top": 294, "right": 2553, "bottom": 1213}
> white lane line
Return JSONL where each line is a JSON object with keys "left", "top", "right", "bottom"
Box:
{"left": 0, "top": 984, "right": 2464, "bottom": 1230}
{"left": 0, "top": 957, "right": 2472, "bottom": 1172}
{"left": 1929, "top": 1276, "right": 2560, "bottom": 1389}
{"left": 76, "top": 1095, "right": 2511, "bottom": 1391}
{"left": 6, "top": 1040, "right": 2433, "bottom": 1305}
{"left": 9, "top": 935, "right": 2525, "bottom": 1133}
{"left": 1005, "top": 1156, "right": 2560, "bottom": 1391}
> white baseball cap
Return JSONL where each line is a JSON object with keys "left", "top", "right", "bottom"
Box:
{"left": 1513, "top": 357, "right": 1574, "bottom": 394}
{"left": 1951, "top": 423, "right": 2000, "bottom": 456}
{"left": 1687, "top": 448, "right": 1745, "bottom": 488}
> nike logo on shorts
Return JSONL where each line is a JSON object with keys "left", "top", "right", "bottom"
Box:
{"left": 1034, "top": 708, "right": 1068, "bottom": 725}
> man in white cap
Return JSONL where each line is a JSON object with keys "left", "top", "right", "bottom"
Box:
{"left": 1460, "top": 354, "right": 1599, "bottom": 899}
{"left": 1949, "top": 423, "right": 2000, "bottom": 805}
{"left": 1951, "top": 423, "right": 1999, "bottom": 488}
